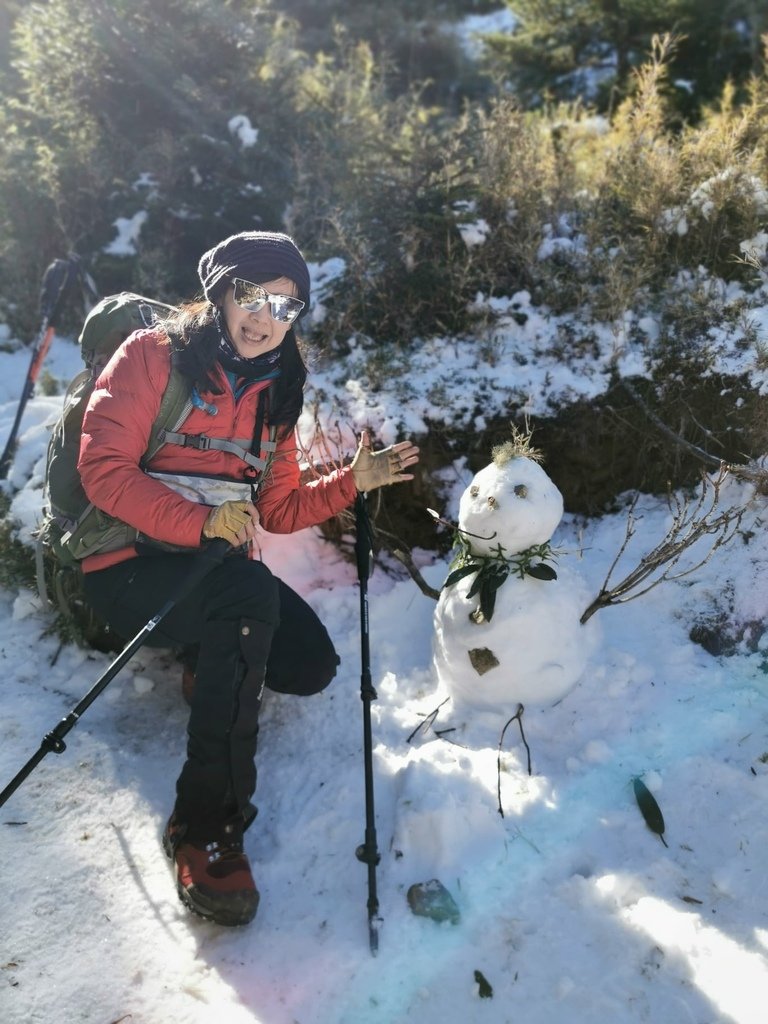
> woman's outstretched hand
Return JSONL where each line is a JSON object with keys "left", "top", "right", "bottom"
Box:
{"left": 202, "top": 499, "right": 260, "bottom": 546}
{"left": 351, "top": 429, "right": 420, "bottom": 492}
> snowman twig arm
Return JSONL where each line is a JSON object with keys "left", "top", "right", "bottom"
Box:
{"left": 580, "top": 466, "right": 748, "bottom": 623}
{"left": 390, "top": 546, "right": 440, "bottom": 601}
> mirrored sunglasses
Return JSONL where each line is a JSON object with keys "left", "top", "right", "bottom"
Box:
{"left": 232, "top": 278, "right": 305, "bottom": 324}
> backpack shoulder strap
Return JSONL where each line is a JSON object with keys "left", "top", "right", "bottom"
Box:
{"left": 156, "top": 378, "right": 278, "bottom": 472}
{"left": 251, "top": 385, "right": 279, "bottom": 502}
{"left": 143, "top": 352, "right": 194, "bottom": 465}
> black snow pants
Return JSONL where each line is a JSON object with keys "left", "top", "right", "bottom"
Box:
{"left": 83, "top": 551, "right": 339, "bottom": 837}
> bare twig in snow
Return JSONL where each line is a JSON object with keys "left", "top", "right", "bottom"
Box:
{"left": 406, "top": 697, "right": 451, "bottom": 743}
{"left": 497, "top": 703, "right": 532, "bottom": 817}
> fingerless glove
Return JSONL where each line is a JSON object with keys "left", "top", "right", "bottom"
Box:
{"left": 202, "top": 500, "right": 254, "bottom": 543}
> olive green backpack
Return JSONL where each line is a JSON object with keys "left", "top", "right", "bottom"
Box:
{"left": 37, "top": 292, "right": 193, "bottom": 648}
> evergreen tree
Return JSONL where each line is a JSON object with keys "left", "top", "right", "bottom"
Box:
{"left": 484, "top": 0, "right": 767, "bottom": 116}
{"left": 286, "top": 37, "right": 476, "bottom": 345}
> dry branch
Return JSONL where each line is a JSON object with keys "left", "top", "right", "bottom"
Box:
{"left": 389, "top": 545, "right": 441, "bottom": 600}
{"left": 298, "top": 412, "right": 441, "bottom": 598}
{"left": 620, "top": 377, "right": 768, "bottom": 489}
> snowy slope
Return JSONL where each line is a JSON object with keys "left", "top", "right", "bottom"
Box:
{"left": 1, "top": 328, "right": 768, "bottom": 1023}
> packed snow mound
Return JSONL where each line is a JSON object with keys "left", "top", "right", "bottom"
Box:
{"left": 458, "top": 455, "right": 563, "bottom": 556}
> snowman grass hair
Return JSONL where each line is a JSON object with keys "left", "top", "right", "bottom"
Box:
{"left": 440, "top": 435, "right": 561, "bottom": 625}
{"left": 490, "top": 428, "right": 544, "bottom": 468}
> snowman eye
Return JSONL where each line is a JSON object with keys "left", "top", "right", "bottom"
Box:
{"left": 487, "top": 496, "right": 499, "bottom": 509}
{"left": 470, "top": 485, "right": 479, "bottom": 497}
{"left": 514, "top": 484, "right": 528, "bottom": 498}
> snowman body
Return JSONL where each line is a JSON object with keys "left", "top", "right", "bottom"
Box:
{"left": 433, "top": 455, "right": 597, "bottom": 712}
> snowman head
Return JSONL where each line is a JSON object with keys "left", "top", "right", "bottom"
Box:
{"left": 458, "top": 450, "right": 564, "bottom": 557}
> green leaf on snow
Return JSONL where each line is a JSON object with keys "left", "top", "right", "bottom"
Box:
{"left": 633, "top": 776, "right": 668, "bottom": 847}
{"left": 474, "top": 969, "right": 493, "bottom": 999}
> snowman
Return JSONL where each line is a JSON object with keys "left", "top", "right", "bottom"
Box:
{"left": 433, "top": 440, "right": 598, "bottom": 716}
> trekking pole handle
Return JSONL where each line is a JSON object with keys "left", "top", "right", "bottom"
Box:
{"left": 39, "top": 256, "right": 80, "bottom": 324}
{"left": 0, "top": 257, "right": 82, "bottom": 480}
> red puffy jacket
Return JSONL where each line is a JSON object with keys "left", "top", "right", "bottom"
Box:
{"left": 78, "top": 329, "right": 358, "bottom": 572}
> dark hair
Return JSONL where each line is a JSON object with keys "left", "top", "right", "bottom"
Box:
{"left": 163, "top": 298, "right": 308, "bottom": 437}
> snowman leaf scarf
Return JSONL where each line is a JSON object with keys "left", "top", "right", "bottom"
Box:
{"left": 444, "top": 533, "right": 558, "bottom": 624}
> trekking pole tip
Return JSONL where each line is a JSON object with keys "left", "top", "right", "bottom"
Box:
{"left": 368, "top": 915, "right": 382, "bottom": 955}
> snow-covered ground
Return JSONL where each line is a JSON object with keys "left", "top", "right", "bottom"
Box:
{"left": 1, "top": 277, "right": 768, "bottom": 1024}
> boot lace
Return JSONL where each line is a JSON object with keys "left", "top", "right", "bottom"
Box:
{"left": 204, "top": 840, "right": 241, "bottom": 863}
{"left": 204, "top": 822, "right": 244, "bottom": 863}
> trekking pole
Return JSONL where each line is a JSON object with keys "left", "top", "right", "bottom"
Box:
{"left": 0, "top": 255, "right": 82, "bottom": 479}
{"left": 0, "top": 538, "right": 229, "bottom": 810}
{"left": 353, "top": 491, "right": 383, "bottom": 955}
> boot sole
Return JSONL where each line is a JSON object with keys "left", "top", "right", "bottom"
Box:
{"left": 177, "top": 881, "right": 259, "bottom": 927}
{"left": 163, "top": 828, "right": 259, "bottom": 927}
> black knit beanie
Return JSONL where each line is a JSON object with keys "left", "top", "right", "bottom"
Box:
{"left": 197, "top": 231, "right": 311, "bottom": 310}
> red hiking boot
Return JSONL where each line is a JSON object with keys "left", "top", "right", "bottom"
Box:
{"left": 162, "top": 814, "right": 259, "bottom": 927}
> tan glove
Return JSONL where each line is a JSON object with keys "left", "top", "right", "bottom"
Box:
{"left": 202, "top": 500, "right": 258, "bottom": 545}
{"left": 351, "top": 429, "right": 420, "bottom": 492}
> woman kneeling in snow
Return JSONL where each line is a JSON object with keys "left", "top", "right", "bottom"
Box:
{"left": 77, "top": 231, "right": 419, "bottom": 926}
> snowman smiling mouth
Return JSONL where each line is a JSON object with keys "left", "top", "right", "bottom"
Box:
{"left": 427, "top": 508, "right": 498, "bottom": 543}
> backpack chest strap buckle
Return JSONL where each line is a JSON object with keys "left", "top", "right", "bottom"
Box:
{"left": 158, "top": 429, "right": 271, "bottom": 471}
{"left": 161, "top": 430, "right": 211, "bottom": 451}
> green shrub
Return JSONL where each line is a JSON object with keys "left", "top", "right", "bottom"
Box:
{"left": 288, "top": 37, "right": 477, "bottom": 347}
{"left": 0, "top": 0, "right": 765, "bottom": 390}
{"left": 0, "top": 497, "right": 36, "bottom": 593}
